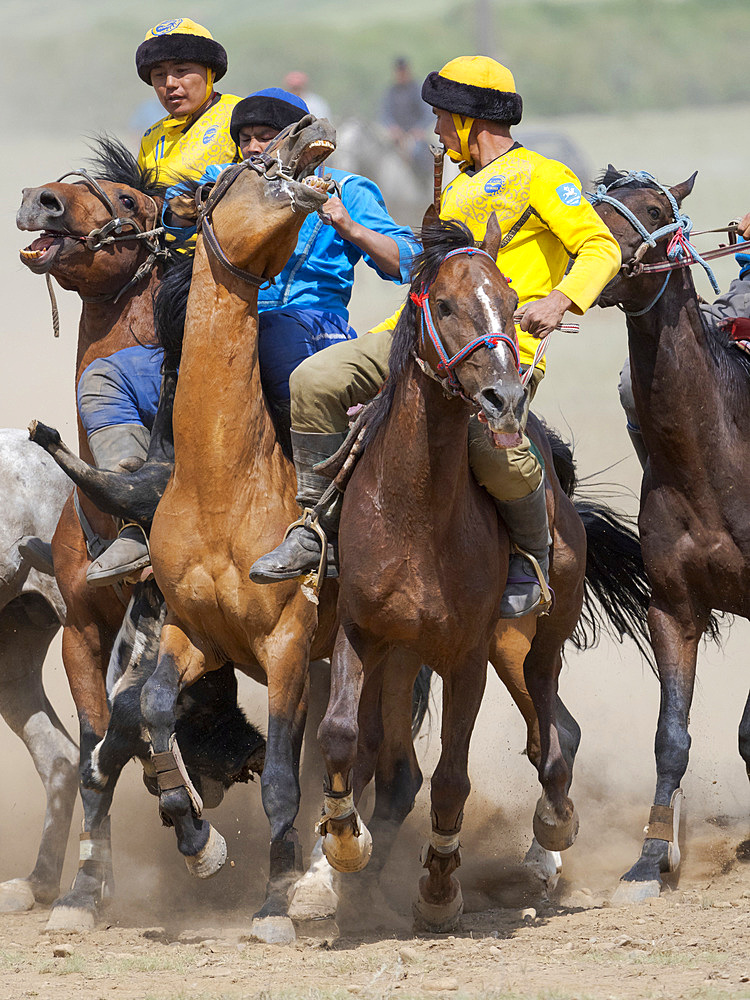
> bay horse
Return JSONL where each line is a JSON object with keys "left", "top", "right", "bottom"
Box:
{"left": 316, "top": 215, "right": 651, "bottom": 931}
{"left": 16, "top": 138, "right": 183, "bottom": 930}
{"left": 591, "top": 167, "right": 750, "bottom": 900}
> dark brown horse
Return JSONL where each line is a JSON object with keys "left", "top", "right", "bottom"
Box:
{"left": 592, "top": 167, "right": 750, "bottom": 900}
{"left": 316, "top": 216, "right": 650, "bottom": 931}
{"left": 16, "top": 138, "right": 172, "bottom": 930}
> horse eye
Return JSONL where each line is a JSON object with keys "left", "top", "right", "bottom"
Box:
{"left": 436, "top": 300, "right": 452, "bottom": 318}
{"left": 647, "top": 206, "right": 661, "bottom": 221}
{"left": 119, "top": 195, "right": 136, "bottom": 211}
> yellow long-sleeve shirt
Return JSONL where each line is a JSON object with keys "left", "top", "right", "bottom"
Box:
{"left": 372, "top": 143, "right": 621, "bottom": 370}
{"left": 137, "top": 93, "right": 240, "bottom": 185}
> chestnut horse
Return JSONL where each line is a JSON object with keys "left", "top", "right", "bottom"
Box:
{"left": 591, "top": 167, "right": 750, "bottom": 900}
{"left": 16, "top": 138, "right": 173, "bottom": 930}
{"left": 316, "top": 216, "right": 650, "bottom": 931}
{"left": 136, "top": 117, "right": 341, "bottom": 944}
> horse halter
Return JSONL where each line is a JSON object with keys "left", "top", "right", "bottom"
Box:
{"left": 586, "top": 171, "right": 721, "bottom": 316}
{"left": 410, "top": 247, "right": 520, "bottom": 399}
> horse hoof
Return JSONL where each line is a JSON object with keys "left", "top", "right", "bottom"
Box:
{"left": 45, "top": 905, "right": 96, "bottom": 932}
{"left": 611, "top": 879, "right": 661, "bottom": 905}
{"left": 523, "top": 838, "right": 562, "bottom": 890}
{"left": 184, "top": 826, "right": 227, "bottom": 879}
{"left": 412, "top": 882, "right": 464, "bottom": 934}
{"left": 322, "top": 816, "right": 372, "bottom": 873}
{"left": 532, "top": 794, "right": 579, "bottom": 852}
{"left": 250, "top": 915, "right": 296, "bottom": 945}
{"left": 0, "top": 879, "right": 36, "bottom": 913}
{"left": 288, "top": 873, "right": 339, "bottom": 922}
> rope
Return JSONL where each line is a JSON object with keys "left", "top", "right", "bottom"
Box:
{"left": 587, "top": 171, "right": 721, "bottom": 293}
{"left": 44, "top": 273, "right": 60, "bottom": 338}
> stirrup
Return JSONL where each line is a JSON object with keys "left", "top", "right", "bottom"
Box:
{"left": 513, "top": 543, "right": 553, "bottom": 616}
{"left": 282, "top": 507, "right": 328, "bottom": 594}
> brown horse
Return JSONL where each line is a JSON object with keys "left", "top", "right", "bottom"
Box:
{"left": 135, "top": 117, "right": 341, "bottom": 943}
{"left": 316, "top": 215, "right": 648, "bottom": 931}
{"left": 16, "top": 138, "right": 172, "bottom": 930}
{"left": 591, "top": 167, "right": 750, "bottom": 900}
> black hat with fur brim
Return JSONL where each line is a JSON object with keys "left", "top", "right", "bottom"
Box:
{"left": 230, "top": 92, "right": 309, "bottom": 146}
{"left": 421, "top": 71, "right": 522, "bottom": 125}
{"left": 136, "top": 33, "right": 228, "bottom": 84}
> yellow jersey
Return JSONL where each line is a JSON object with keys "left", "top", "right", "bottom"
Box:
{"left": 371, "top": 144, "right": 620, "bottom": 371}
{"left": 138, "top": 93, "right": 241, "bottom": 185}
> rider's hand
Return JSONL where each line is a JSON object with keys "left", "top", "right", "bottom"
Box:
{"left": 319, "top": 196, "right": 356, "bottom": 239}
{"left": 514, "top": 290, "right": 573, "bottom": 339}
{"left": 738, "top": 213, "right": 750, "bottom": 240}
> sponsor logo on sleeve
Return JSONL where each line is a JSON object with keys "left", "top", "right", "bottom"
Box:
{"left": 202, "top": 127, "right": 218, "bottom": 145}
{"left": 556, "top": 182, "right": 582, "bottom": 207}
{"left": 484, "top": 175, "right": 506, "bottom": 195}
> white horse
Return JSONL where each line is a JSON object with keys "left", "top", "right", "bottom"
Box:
{"left": 0, "top": 428, "right": 78, "bottom": 912}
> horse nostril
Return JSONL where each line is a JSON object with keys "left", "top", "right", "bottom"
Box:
{"left": 481, "top": 387, "right": 508, "bottom": 414}
{"left": 38, "top": 189, "right": 64, "bottom": 216}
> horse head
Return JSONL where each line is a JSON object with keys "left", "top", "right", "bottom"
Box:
{"left": 591, "top": 165, "right": 697, "bottom": 313}
{"left": 204, "top": 114, "right": 336, "bottom": 283}
{"left": 17, "top": 137, "right": 165, "bottom": 299}
{"left": 415, "top": 209, "right": 525, "bottom": 446}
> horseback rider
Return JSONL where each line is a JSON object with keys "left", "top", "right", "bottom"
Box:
{"left": 82, "top": 88, "right": 419, "bottom": 587}
{"left": 250, "top": 56, "right": 622, "bottom": 618}
{"left": 76, "top": 19, "right": 240, "bottom": 587}
{"left": 136, "top": 18, "right": 240, "bottom": 183}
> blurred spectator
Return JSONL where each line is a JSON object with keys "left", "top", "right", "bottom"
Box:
{"left": 283, "top": 70, "right": 331, "bottom": 120}
{"left": 380, "top": 57, "right": 431, "bottom": 173}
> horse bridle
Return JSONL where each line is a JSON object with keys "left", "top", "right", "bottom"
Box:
{"left": 586, "top": 171, "right": 722, "bottom": 316}
{"left": 410, "top": 247, "right": 521, "bottom": 400}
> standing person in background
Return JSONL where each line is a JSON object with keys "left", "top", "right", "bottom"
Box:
{"left": 136, "top": 18, "right": 240, "bottom": 183}
{"left": 283, "top": 70, "right": 332, "bottom": 121}
{"left": 380, "top": 56, "right": 431, "bottom": 172}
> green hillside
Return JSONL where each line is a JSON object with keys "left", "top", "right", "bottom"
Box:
{"left": 6, "top": 0, "right": 749, "bottom": 133}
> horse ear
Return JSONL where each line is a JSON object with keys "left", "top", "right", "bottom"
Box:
{"left": 422, "top": 203, "right": 440, "bottom": 231}
{"left": 481, "top": 212, "right": 502, "bottom": 259}
{"left": 669, "top": 171, "right": 698, "bottom": 207}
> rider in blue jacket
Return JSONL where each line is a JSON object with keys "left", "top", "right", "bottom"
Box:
{"left": 80, "top": 88, "right": 419, "bottom": 585}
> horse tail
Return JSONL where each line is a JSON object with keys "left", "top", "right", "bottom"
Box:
{"left": 570, "top": 497, "right": 656, "bottom": 674}
{"left": 411, "top": 665, "right": 433, "bottom": 738}
{"left": 545, "top": 423, "right": 577, "bottom": 499}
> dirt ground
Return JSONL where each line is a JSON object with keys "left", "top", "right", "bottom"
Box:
{"left": 3, "top": 104, "right": 750, "bottom": 999}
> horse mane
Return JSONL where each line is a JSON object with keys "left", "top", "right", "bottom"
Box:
{"left": 599, "top": 166, "right": 750, "bottom": 394}
{"left": 362, "top": 218, "right": 477, "bottom": 448}
{"left": 154, "top": 252, "right": 194, "bottom": 371}
{"left": 85, "top": 133, "right": 166, "bottom": 200}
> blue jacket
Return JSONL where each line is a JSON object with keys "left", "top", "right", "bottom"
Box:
{"left": 163, "top": 166, "right": 418, "bottom": 319}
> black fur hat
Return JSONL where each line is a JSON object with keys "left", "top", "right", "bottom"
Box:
{"left": 421, "top": 57, "right": 523, "bottom": 125}
{"left": 136, "top": 19, "right": 227, "bottom": 85}
{"left": 230, "top": 89, "right": 309, "bottom": 146}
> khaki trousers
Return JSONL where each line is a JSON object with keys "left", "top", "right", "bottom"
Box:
{"left": 290, "top": 330, "right": 543, "bottom": 501}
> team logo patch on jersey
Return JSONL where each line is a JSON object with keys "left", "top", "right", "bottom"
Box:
{"left": 556, "top": 183, "right": 582, "bottom": 207}
{"left": 153, "top": 19, "right": 183, "bottom": 34}
{"left": 202, "top": 127, "right": 217, "bottom": 145}
{"left": 484, "top": 175, "right": 506, "bottom": 195}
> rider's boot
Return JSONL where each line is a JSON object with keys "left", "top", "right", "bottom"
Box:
{"left": 85, "top": 423, "right": 152, "bottom": 588}
{"left": 495, "top": 477, "right": 553, "bottom": 619}
{"left": 249, "top": 430, "right": 347, "bottom": 584}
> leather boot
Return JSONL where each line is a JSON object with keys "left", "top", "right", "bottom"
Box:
{"left": 85, "top": 424, "right": 152, "bottom": 588}
{"left": 494, "top": 478, "right": 553, "bottom": 619}
{"left": 628, "top": 426, "right": 648, "bottom": 470}
{"left": 249, "top": 430, "right": 346, "bottom": 584}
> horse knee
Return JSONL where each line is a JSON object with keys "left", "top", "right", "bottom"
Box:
{"left": 140, "top": 661, "right": 178, "bottom": 733}
{"left": 318, "top": 716, "right": 359, "bottom": 777}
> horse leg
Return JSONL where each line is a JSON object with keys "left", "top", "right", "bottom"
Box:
{"left": 522, "top": 632, "right": 579, "bottom": 855}
{"left": 413, "top": 652, "right": 487, "bottom": 934}
{"left": 251, "top": 636, "right": 312, "bottom": 944}
{"left": 0, "top": 600, "right": 78, "bottom": 911}
{"left": 614, "top": 603, "right": 701, "bottom": 902}
{"left": 140, "top": 624, "right": 226, "bottom": 880}
{"left": 317, "top": 624, "right": 378, "bottom": 876}
{"left": 737, "top": 689, "right": 750, "bottom": 862}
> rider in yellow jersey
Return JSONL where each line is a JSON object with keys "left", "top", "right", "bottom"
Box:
{"left": 135, "top": 18, "right": 240, "bottom": 185}
{"left": 251, "top": 57, "right": 621, "bottom": 617}
{"left": 81, "top": 18, "right": 240, "bottom": 587}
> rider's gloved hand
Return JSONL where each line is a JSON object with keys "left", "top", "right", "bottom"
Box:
{"left": 736, "top": 251, "right": 750, "bottom": 281}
